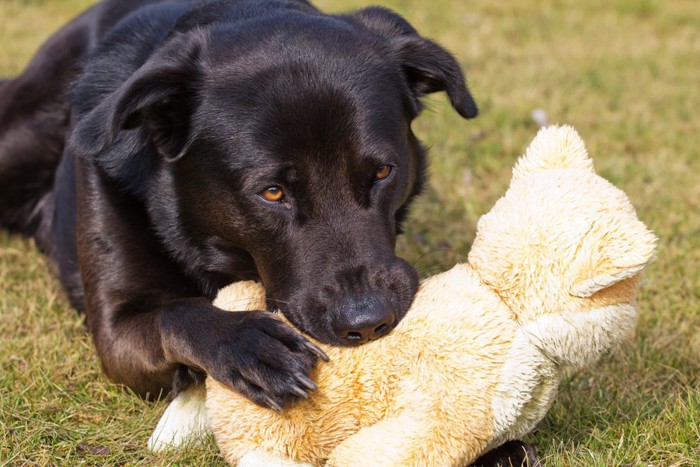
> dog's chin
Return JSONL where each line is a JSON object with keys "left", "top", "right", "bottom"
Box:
{"left": 273, "top": 310, "right": 343, "bottom": 347}
{"left": 292, "top": 322, "right": 397, "bottom": 348}
{"left": 305, "top": 330, "right": 355, "bottom": 348}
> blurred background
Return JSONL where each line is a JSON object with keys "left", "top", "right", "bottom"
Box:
{"left": 1, "top": 0, "right": 698, "bottom": 464}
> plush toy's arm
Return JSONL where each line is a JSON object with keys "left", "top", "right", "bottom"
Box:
{"left": 326, "top": 413, "right": 427, "bottom": 467}
{"left": 325, "top": 401, "right": 488, "bottom": 467}
{"left": 326, "top": 415, "right": 489, "bottom": 467}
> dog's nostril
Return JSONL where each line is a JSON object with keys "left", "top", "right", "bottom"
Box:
{"left": 344, "top": 331, "right": 365, "bottom": 343}
{"left": 372, "top": 323, "right": 391, "bottom": 339}
{"left": 337, "top": 315, "right": 394, "bottom": 345}
{"left": 334, "top": 294, "right": 396, "bottom": 345}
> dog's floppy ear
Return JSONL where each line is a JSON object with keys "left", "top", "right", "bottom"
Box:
{"left": 71, "top": 33, "right": 205, "bottom": 162}
{"left": 348, "top": 7, "right": 477, "bottom": 119}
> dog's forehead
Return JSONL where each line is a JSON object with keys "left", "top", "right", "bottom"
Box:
{"left": 200, "top": 13, "right": 410, "bottom": 112}
{"left": 204, "top": 11, "right": 388, "bottom": 67}
{"left": 202, "top": 47, "right": 407, "bottom": 116}
{"left": 190, "top": 18, "right": 415, "bottom": 196}
{"left": 197, "top": 60, "right": 410, "bottom": 172}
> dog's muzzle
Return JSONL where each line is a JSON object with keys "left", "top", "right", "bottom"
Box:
{"left": 332, "top": 293, "right": 397, "bottom": 345}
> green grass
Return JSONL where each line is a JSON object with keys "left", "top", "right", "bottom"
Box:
{"left": 1, "top": 0, "right": 699, "bottom": 465}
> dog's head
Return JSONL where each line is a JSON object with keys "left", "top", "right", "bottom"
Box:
{"left": 71, "top": 6, "right": 477, "bottom": 346}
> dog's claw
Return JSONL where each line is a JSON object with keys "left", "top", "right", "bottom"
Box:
{"left": 294, "top": 372, "right": 318, "bottom": 391}
{"left": 290, "top": 384, "right": 310, "bottom": 399}
{"left": 305, "top": 341, "right": 330, "bottom": 362}
{"left": 262, "top": 395, "right": 284, "bottom": 412}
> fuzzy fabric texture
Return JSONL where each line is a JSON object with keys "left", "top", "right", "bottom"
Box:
{"left": 150, "top": 125, "right": 657, "bottom": 466}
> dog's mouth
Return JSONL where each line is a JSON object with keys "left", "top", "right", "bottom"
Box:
{"left": 273, "top": 300, "right": 398, "bottom": 347}
{"left": 268, "top": 259, "right": 419, "bottom": 347}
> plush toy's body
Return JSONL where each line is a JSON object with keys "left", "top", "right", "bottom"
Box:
{"left": 150, "top": 126, "right": 657, "bottom": 466}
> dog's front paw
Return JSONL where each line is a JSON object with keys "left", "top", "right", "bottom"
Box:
{"left": 205, "top": 311, "right": 328, "bottom": 411}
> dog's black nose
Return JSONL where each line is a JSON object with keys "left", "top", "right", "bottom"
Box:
{"left": 333, "top": 295, "right": 396, "bottom": 345}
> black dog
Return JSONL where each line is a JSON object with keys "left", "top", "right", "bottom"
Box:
{"left": 0, "top": 0, "right": 477, "bottom": 408}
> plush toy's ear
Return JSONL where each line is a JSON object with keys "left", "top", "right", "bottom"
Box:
{"left": 347, "top": 7, "right": 478, "bottom": 119}
{"left": 512, "top": 125, "right": 593, "bottom": 183}
{"left": 570, "top": 215, "right": 657, "bottom": 298}
{"left": 71, "top": 32, "right": 205, "bottom": 163}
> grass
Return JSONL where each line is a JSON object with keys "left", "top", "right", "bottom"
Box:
{"left": 1, "top": 0, "right": 699, "bottom": 465}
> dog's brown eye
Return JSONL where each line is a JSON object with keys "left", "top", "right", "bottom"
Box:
{"left": 375, "top": 165, "right": 392, "bottom": 181}
{"left": 261, "top": 186, "right": 284, "bottom": 202}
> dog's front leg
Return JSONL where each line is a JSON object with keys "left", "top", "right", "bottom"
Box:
{"left": 82, "top": 288, "right": 325, "bottom": 409}
{"left": 158, "top": 300, "right": 327, "bottom": 410}
{"left": 75, "top": 171, "right": 325, "bottom": 408}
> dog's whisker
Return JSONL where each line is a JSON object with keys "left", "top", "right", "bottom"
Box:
{"left": 214, "top": 297, "right": 268, "bottom": 310}
{"left": 411, "top": 249, "right": 467, "bottom": 266}
{"left": 409, "top": 249, "right": 469, "bottom": 280}
{"left": 266, "top": 297, "right": 291, "bottom": 304}
{"left": 265, "top": 298, "right": 294, "bottom": 311}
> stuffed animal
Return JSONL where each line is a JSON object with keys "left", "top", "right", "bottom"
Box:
{"left": 149, "top": 125, "right": 657, "bottom": 466}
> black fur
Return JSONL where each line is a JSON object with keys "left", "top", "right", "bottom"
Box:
{"left": 0, "top": 0, "right": 477, "bottom": 407}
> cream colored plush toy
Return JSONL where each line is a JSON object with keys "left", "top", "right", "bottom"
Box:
{"left": 149, "top": 125, "right": 657, "bottom": 466}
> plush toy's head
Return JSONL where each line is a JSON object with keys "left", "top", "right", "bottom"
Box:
{"left": 468, "top": 125, "right": 657, "bottom": 327}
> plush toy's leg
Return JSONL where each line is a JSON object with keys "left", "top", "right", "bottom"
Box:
{"left": 148, "top": 385, "right": 209, "bottom": 451}
{"left": 469, "top": 440, "right": 540, "bottom": 467}
{"left": 325, "top": 410, "right": 486, "bottom": 467}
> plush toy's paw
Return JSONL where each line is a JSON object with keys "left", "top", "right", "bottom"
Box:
{"left": 148, "top": 385, "right": 208, "bottom": 452}
{"left": 203, "top": 311, "right": 328, "bottom": 411}
{"left": 470, "top": 440, "right": 540, "bottom": 467}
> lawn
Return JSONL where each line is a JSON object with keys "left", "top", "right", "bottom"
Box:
{"left": 1, "top": 0, "right": 698, "bottom": 465}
